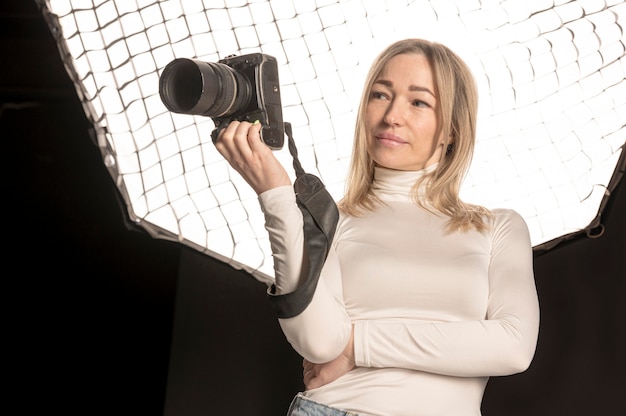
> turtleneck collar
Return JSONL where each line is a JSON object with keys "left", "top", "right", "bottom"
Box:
{"left": 371, "top": 164, "right": 438, "bottom": 202}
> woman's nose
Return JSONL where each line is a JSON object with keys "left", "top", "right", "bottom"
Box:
{"left": 383, "top": 100, "right": 404, "bottom": 126}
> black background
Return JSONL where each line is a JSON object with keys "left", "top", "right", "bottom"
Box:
{"left": 3, "top": 1, "right": 625, "bottom": 415}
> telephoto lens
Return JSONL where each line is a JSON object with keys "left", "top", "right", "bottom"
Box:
{"left": 159, "top": 58, "right": 251, "bottom": 118}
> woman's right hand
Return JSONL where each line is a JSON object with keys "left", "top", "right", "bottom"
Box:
{"left": 302, "top": 326, "right": 355, "bottom": 390}
{"left": 213, "top": 120, "right": 291, "bottom": 194}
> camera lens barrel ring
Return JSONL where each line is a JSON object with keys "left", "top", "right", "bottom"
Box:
{"left": 159, "top": 58, "right": 250, "bottom": 119}
{"left": 196, "top": 61, "right": 238, "bottom": 118}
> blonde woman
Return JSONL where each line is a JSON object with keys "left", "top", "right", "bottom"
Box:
{"left": 215, "top": 38, "right": 540, "bottom": 416}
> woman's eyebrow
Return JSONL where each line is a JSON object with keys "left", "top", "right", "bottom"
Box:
{"left": 374, "top": 79, "right": 436, "bottom": 97}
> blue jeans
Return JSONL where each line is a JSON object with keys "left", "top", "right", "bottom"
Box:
{"left": 286, "top": 393, "right": 359, "bottom": 416}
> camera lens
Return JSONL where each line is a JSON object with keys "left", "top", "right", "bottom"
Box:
{"left": 159, "top": 58, "right": 251, "bottom": 118}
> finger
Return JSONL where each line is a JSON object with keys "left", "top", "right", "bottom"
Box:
{"left": 303, "top": 370, "right": 317, "bottom": 389}
{"left": 215, "top": 121, "right": 253, "bottom": 168}
{"left": 302, "top": 360, "right": 315, "bottom": 374}
{"left": 306, "top": 376, "right": 321, "bottom": 390}
{"left": 232, "top": 120, "right": 252, "bottom": 143}
{"left": 231, "top": 121, "right": 258, "bottom": 157}
{"left": 246, "top": 120, "right": 266, "bottom": 151}
{"left": 213, "top": 121, "right": 240, "bottom": 155}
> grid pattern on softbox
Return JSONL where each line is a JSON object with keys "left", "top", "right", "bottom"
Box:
{"left": 40, "top": 0, "right": 625, "bottom": 284}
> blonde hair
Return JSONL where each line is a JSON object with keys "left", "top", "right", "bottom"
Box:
{"left": 338, "top": 38, "right": 492, "bottom": 232}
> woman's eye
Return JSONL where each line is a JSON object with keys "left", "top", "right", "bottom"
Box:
{"left": 371, "top": 91, "right": 387, "bottom": 100}
{"left": 412, "top": 100, "right": 429, "bottom": 108}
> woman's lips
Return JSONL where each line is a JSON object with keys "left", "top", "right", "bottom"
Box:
{"left": 376, "top": 132, "right": 406, "bottom": 146}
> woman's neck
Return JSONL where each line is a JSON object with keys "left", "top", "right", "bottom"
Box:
{"left": 371, "top": 165, "right": 436, "bottom": 202}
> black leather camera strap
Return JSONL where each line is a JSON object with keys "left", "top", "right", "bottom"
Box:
{"left": 267, "top": 122, "right": 339, "bottom": 319}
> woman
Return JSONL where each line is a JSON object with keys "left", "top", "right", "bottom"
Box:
{"left": 215, "top": 38, "right": 540, "bottom": 416}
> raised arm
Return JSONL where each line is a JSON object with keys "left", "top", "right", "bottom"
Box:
{"left": 215, "top": 121, "right": 352, "bottom": 363}
{"left": 259, "top": 187, "right": 352, "bottom": 363}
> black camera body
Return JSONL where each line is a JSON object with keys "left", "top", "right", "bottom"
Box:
{"left": 159, "top": 53, "right": 284, "bottom": 150}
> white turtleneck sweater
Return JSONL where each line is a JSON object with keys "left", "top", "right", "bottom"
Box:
{"left": 258, "top": 166, "right": 540, "bottom": 416}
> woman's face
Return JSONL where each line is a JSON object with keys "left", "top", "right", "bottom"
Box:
{"left": 365, "top": 53, "right": 444, "bottom": 171}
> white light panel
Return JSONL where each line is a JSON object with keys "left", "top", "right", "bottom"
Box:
{"left": 41, "top": 0, "right": 625, "bottom": 285}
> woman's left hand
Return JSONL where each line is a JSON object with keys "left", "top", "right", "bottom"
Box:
{"left": 302, "top": 326, "right": 355, "bottom": 390}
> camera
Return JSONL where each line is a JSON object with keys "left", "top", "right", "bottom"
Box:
{"left": 159, "top": 53, "right": 284, "bottom": 150}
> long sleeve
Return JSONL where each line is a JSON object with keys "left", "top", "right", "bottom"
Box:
{"left": 258, "top": 186, "right": 352, "bottom": 363}
{"left": 272, "top": 166, "right": 541, "bottom": 415}
{"left": 352, "top": 209, "right": 540, "bottom": 377}
{"left": 278, "top": 247, "right": 352, "bottom": 363}
{"left": 258, "top": 185, "right": 306, "bottom": 294}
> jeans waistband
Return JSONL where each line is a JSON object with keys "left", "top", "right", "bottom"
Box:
{"left": 286, "top": 393, "right": 359, "bottom": 416}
